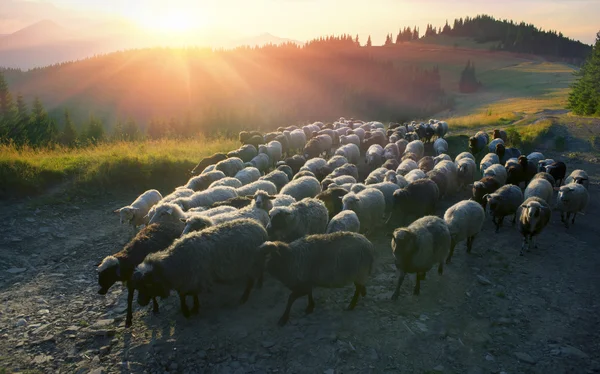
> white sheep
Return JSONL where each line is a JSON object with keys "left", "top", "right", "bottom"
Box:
{"left": 146, "top": 188, "right": 194, "bottom": 222}
{"left": 268, "top": 198, "right": 329, "bottom": 242}
{"left": 234, "top": 167, "right": 261, "bottom": 186}
{"left": 565, "top": 170, "right": 589, "bottom": 190}
{"left": 456, "top": 157, "right": 477, "bottom": 189}
{"left": 209, "top": 177, "right": 243, "bottom": 189}
{"left": 488, "top": 138, "right": 504, "bottom": 153}
{"left": 236, "top": 180, "right": 278, "bottom": 196}
{"left": 339, "top": 134, "right": 360, "bottom": 148}
{"left": 280, "top": 176, "right": 322, "bottom": 201}
{"left": 114, "top": 189, "right": 163, "bottom": 234}
{"left": 184, "top": 171, "right": 227, "bottom": 191}
{"left": 518, "top": 197, "right": 551, "bottom": 256}
{"left": 215, "top": 157, "right": 245, "bottom": 177}
{"left": 556, "top": 183, "right": 589, "bottom": 228}
{"left": 433, "top": 138, "right": 448, "bottom": 156}
{"left": 259, "top": 140, "right": 283, "bottom": 166}
{"left": 383, "top": 143, "right": 400, "bottom": 161}
{"left": 342, "top": 188, "right": 386, "bottom": 234}
{"left": 405, "top": 140, "right": 424, "bottom": 160}
{"left": 334, "top": 143, "right": 361, "bottom": 164}
{"left": 483, "top": 164, "right": 507, "bottom": 186}
{"left": 173, "top": 186, "right": 238, "bottom": 211}
{"left": 433, "top": 160, "right": 458, "bottom": 195}
{"left": 284, "top": 129, "right": 307, "bottom": 154}
{"left": 247, "top": 153, "right": 271, "bottom": 174}
{"left": 404, "top": 169, "right": 427, "bottom": 184}
{"left": 299, "top": 158, "right": 327, "bottom": 174}
{"left": 524, "top": 178, "right": 553, "bottom": 204}
{"left": 455, "top": 152, "right": 475, "bottom": 163}
{"left": 527, "top": 152, "right": 545, "bottom": 165}
{"left": 433, "top": 154, "right": 452, "bottom": 165}
{"left": 259, "top": 170, "right": 290, "bottom": 192}
{"left": 326, "top": 210, "right": 360, "bottom": 234}
{"left": 384, "top": 170, "right": 409, "bottom": 188}
{"left": 365, "top": 167, "right": 389, "bottom": 184}
{"left": 397, "top": 159, "right": 418, "bottom": 175}
{"left": 350, "top": 181, "right": 400, "bottom": 214}
{"left": 480, "top": 153, "right": 499, "bottom": 174}
{"left": 366, "top": 144, "right": 385, "bottom": 169}
{"left": 443, "top": 200, "right": 485, "bottom": 263}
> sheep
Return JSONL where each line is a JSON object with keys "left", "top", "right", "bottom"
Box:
{"left": 97, "top": 221, "right": 184, "bottom": 327}
{"left": 418, "top": 156, "right": 436, "bottom": 172}
{"left": 315, "top": 156, "right": 349, "bottom": 180}
{"left": 383, "top": 159, "right": 400, "bottom": 171}
{"left": 190, "top": 153, "right": 228, "bottom": 174}
{"left": 326, "top": 210, "right": 361, "bottom": 234}
{"left": 390, "top": 179, "right": 439, "bottom": 227}
{"left": 556, "top": 183, "right": 589, "bottom": 228}
{"left": 485, "top": 184, "right": 524, "bottom": 232}
{"left": 543, "top": 161, "right": 567, "bottom": 187}
{"left": 495, "top": 143, "right": 521, "bottom": 165}
{"left": 285, "top": 129, "right": 307, "bottom": 154}
{"left": 391, "top": 216, "right": 450, "bottom": 298}
{"left": 276, "top": 164, "right": 294, "bottom": 181}
{"left": 456, "top": 157, "right": 477, "bottom": 189}
{"left": 404, "top": 169, "right": 428, "bottom": 184}
{"left": 299, "top": 157, "right": 327, "bottom": 175}
{"left": 259, "top": 141, "right": 283, "bottom": 167}
{"left": 271, "top": 194, "right": 296, "bottom": 209}
{"left": 322, "top": 175, "right": 356, "bottom": 190}
{"left": 236, "top": 180, "right": 278, "bottom": 196}
{"left": 526, "top": 152, "right": 545, "bottom": 166}
{"left": 397, "top": 159, "right": 418, "bottom": 175}
{"left": 471, "top": 176, "right": 502, "bottom": 209}
{"left": 405, "top": 132, "right": 419, "bottom": 141}
{"left": 304, "top": 135, "right": 333, "bottom": 159}
{"left": 415, "top": 123, "right": 435, "bottom": 142}
{"left": 518, "top": 197, "right": 552, "bottom": 256}
{"left": 426, "top": 170, "right": 448, "bottom": 198}
{"left": 131, "top": 219, "right": 269, "bottom": 318}
{"left": 198, "top": 190, "right": 275, "bottom": 229}
{"left": 488, "top": 138, "right": 504, "bottom": 153}
{"left": 340, "top": 134, "right": 361, "bottom": 148}
{"left": 173, "top": 186, "right": 238, "bottom": 211}
{"left": 443, "top": 200, "right": 485, "bottom": 263}
{"left": 532, "top": 172, "right": 556, "bottom": 187}
{"left": 316, "top": 187, "right": 349, "bottom": 220}
{"left": 114, "top": 189, "right": 163, "bottom": 235}
{"left": 537, "top": 159, "right": 556, "bottom": 172}
{"left": 479, "top": 153, "right": 499, "bottom": 175}
{"left": 243, "top": 135, "right": 264, "bottom": 149}
{"left": 268, "top": 198, "right": 329, "bottom": 242}
{"left": 384, "top": 170, "right": 408, "bottom": 188}
{"left": 278, "top": 175, "right": 321, "bottom": 201}
{"left": 227, "top": 144, "right": 258, "bottom": 163}
{"left": 506, "top": 156, "right": 537, "bottom": 186}
{"left": 334, "top": 143, "right": 361, "bottom": 164}
{"left": 564, "top": 169, "right": 589, "bottom": 190}
{"left": 433, "top": 138, "right": 449, "bottom": 156}
{"left": 247, "top": 153, "right": 271, "bottom": 174}
{"left": 433, "top": 154, "right": 452, "bottom": 165}
{"left": 180, "top": 215, "right": 217, "bottom": 236}
{"left": 239, "top": 130, "right": 263, "bottom": 144}
{"left": 260, "top": 232, "right": 374, "bottom": 325}
{"left": 232, "top": 167, "right": 260, "bottom": 186}
{"left": 184, "top": 171, "right": 226, "bottom": 192}
{"left": 365, "top": 167, "right": 389, "bottom": 185}
{"left": 208, "top": 177, "right": 243, "bottom": 189}
{"left": 326, "top": 163, "right": 359, "bottom": 181}
{"left": 279, "top": 155, "right": 306, "bottom": 175}
{"left": 383, "top": 143, "right": 400, "bottom": 161}
{"left": 524, "top": 178, "right": 554, "bottom": 204}
{"left": 493, "top": 129, "right": 507, "bottom": 143}
{"left": 293, "top": 171, "right": 316, "bottom": 180}
{"left": 215, "top": 157, "right": 244, "bottom": 177}
{"left": 200, "top": 164, "right": 216, "bottom": 174}
{"left": 483, "top": 164, "right": 508, "bottom": 186}
{"left": 259, "top": 170, "right": 290, "bottom": 192}
{"left": 210, "top": 196, "right": 252, "bottom": 209}
{"left": 360, "top": 131, "right": 387, "bottom": 153}
{"left": 432, "top": 121, "right": 448, "bottom": 139}
{"left": 405, "top": 140, "right": 424, "bottom": 160}
{"left": 505, "top": 158, "right": 519, "bottom": 169}
{"left": 469, "top": 132, "right": 488, "bottom": 155}
{"left": 317, "top": 129, "right": 338, "bottom": 145}
{"left": 433, "top": 160, "right": 458, "bottom": 195}
{"left": 366, "top": 144, "right": 385, "bottom": 170}
{"left": 350, "top": 128, "right": 366, "bottom": 143}
{"left": 350, "top": 182, "right": 400, "bottom": 215}
{"left": 342, "top": 188, "right": 386, "bottom": 234}
{"left": 395, "top": 139, "right": 408, "bottom": 156}
{"left": 195, "top": 206, "right": 238, "bottom": 217}
{"left": 455, "top": 152, "right": 475, "bottom": 163}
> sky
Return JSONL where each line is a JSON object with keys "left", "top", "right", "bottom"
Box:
{"left": 1, "top": 0, "right": 599, "bottom": 45}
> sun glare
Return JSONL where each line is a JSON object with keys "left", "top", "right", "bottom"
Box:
{"left": 135, "top": 8, "right": 198, "bottom": 34}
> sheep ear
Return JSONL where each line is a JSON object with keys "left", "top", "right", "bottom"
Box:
{"left": 113, "top": 208, "right": 122, "bottom": 213}
{"left": 166, "top": 207, "right": 173, "bottom": 215}
{"left": 267, "top": 195, "right": 277, "bottom": 200}
{"left": 179, "top": 218, "right": 187, "bottom": 223}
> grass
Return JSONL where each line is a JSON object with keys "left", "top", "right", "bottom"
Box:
{"left": 505, "top": 119, "right": 554, "bottom": 153}
{"left": 0, "top": 137, "right": 238, "bottom": 199}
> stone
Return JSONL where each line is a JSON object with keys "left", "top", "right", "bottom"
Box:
{"left": 514, "top": 352, "right": 536, "bottom": 364}
{"left": 485, "top": 354, "right": 495, "bottom": 361}
{"left": 32, "top": 354, "right": 53, "bottom": 364}
{"left": 88, "top": 367, "right": 106, "bottom": 374}
{"left": 15, "top": 318, "right": 27, "bottom": 327}
{"left": 432, "top": 365, "right": 444, "bottom": 372}
{"left": 559, "top": 345, "right": 589, "bottom": 359}
{"left": 476, "top": 275, "right": 492, "bottom": 285}
{"left": 64, "top": 326, "right": 80, "bottom": 334}
{"left": 198, "top": 350, "right": 207, "bottom": 359}
{"left": 415, "top": 322, "right": 428, "bottom": 332}
{"left": 261, "top": 341, "right": 276, "bottom": 348}
{"left": 6, "top": 268, "right": 27, "bottom": 274}
{"left": 91, "top": 319, "right": 115, "bottom": 329}
{"left": 38, "top": 309, "right": 50, "bottom": 315}
{"left": 25, "top": 218, "right": 36, "bottom": 222}
{"left": 99, "top": 346, "right": 111, "bottom": 356}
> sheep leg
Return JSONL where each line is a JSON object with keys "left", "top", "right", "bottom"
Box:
{"left": 391, "top": 272, "right": 406, "bottom": 301}
{"left": 495, "top": 216, "right": 504, "bottom": 233}
{"left": 347, "top": 282, "right": 362, "bottom": 311}
{"left": 413, "top": 275, "right": 421, "bottom": 296}
{"left": 305, "top": 290, "right": 315, "bottom": 314}
{"left": 125, "top": 284, "right": 134, "bottom": 328}
{"left": 278, "top": 290, "right": 306, "bottom": 326}
{"left": 360, "top": 284, "right": 367, "bottom": 297}
{"left": 256, "top": 272, "right": 264, "bottom": 289}
{"left": 571, "top": 212, "right": 577, "bottom": 224}
{"left": 467, "top": 235, "right": 476, "bottom": 253}
{"left": 565, "top": 212, "right": 571, "bottom": 228}
{"left": 520, "top": 236, "right": 528, "bottom": 256}
{"left": 512, "top": 213, "right": 517, "bottom": 225}
{"left": 152, "top": 297, "right": 159, "bottom": 314}
{"left": 560, "top": 212, "right": 565, "bottom": 223}
{"left": 438, "top": 262, "right": 444, "bottom": 276}
{"left": 179, "top": 292, "right": 190, "bottom": 318}
{"left": 240, "top": 276, "right": 255, "bottom": 304}
{"left": 191, "top": 295, "right": 200, "bottom": 314}
{"left": 445, "top": 241, "right": 457, "bottom": 264}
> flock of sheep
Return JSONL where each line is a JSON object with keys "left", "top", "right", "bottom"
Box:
{"left": 100, "top": 118, "right": 591, "bottom": 329}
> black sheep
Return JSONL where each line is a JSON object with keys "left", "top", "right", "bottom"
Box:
{"left": 190, "top": 153, "right": 228, "bottom": 174}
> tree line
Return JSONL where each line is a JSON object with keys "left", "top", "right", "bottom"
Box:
{"left": 568, "top": 32, "right": 600, "bottom": 116}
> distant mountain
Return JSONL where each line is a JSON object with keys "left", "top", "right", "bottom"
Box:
{"left": 0, "top": 20, "right": 70, "bottom": 48}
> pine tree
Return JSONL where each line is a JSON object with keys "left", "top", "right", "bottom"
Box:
{"left": 85, "top": 115, "right": 105, "bottom": 144}
{"left": 27, "top": 97, "right": 57, "bottom": 146}
{"left": 395, "top": 29, "right": 402, "bottom": 44}
{"left": 442, "top": 20, "right": 451, "bottom": 35}
{"left": 354, "top": 34, "right": 360, "bottom": 47}
{"left": 123, "top": 117, "right": 141, "bottom": 141}
{"left": 0, "top": 71, "right": 17, "bottom": 142}
{"left": 13, "top": 94, "right": 29, "bottom": 145}
{"left": 112, "top": 120, "right": 125, "bottom": 141}
{"left": 366, "top": 35, "right": 372, "bottom": 47}
{"left": 384, "top": 33, "right": 393, "bottom": 46}
{"left": 459, "top": 60, "right": 482, "bottom": 93}
{"left": 61, "top": 109, "right": 77, "bottom": 147}
{"left": 413, "top": 27, "right": 419, "bottom": 40}
{"left": 568, "top": 31, "right": 600, "bottom": 116}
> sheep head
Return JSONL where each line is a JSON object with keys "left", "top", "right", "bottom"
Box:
{"left": 97, "top": 255, "right": 121, "bottom": 295}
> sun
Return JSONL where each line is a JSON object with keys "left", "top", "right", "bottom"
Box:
{"left": 135, "top": 8, "right": 197, "bottom": 34}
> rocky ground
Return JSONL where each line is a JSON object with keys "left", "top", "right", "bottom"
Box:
{"left": 1, "top": 145, "right": 600, "bottom": 374}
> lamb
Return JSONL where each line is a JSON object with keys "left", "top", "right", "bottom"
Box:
{"left": 131, "top": 219, "right": 269, "bottom": 318}
{"left": 299, "top": 157, "right": 327, "bottom": 175}
{"left": 469, "top": 131, "right": 488, "bottom": 155}
{"left": 543, "top": 161, "right": 567, "bottom": 187}
{"left": 404, "top": 169, "right": 428, "bottom": 184}
{"left": 350, "top": 182, "right": 400, "bottom": 215}
{"left": 426, "top": 170, "right": 448, "bottom": 198}
{"left": 236, "top": 180, "right": 278, "bottom": 196}
{"left": 524, "top": 178, "right": 554, "bottom": 204}
{"left": 146, "top": 188, "right": 195, "bottom": 222}
{"left": 391, "top": 216, "right": 450, "bottom": 298}
{"left": 334, "top": 143, "right": 361, "bottom": 164}
{"left": 366, "top": 144, "right": 385, "bottom": 170}
{"left": 227, "top": 144, "right": 258, "bottom": 163}
{"left": 532, "top": 172, "right": 556, "bottom": 187}
{"left": 456, "top": 157, "right": 477, "bottom": 189}
{"left": 316, "top": 187, "right": 349, "bottom": 220}
{"left": 321, "top": 175, "right": 357, "bottom": 190}
{"left": 485, "top": 184, "right": 524, "bottom": 232}
{"left": 247, "top": 153, "right": 271, "bottom": 174}
{"left": 259, "top": 170, "right": 290, "bottom": 192}
{"left": 488, "top": 138, "right": 504, "bottom": 153}
{"left": 259, "top": 141, "right": 283, "bottom": 167}
{"left": 495, "top": 143, "right": 521, "bottom": 165}
{"left": 97, "top": 221, "right": 185, "bottom": 327}
{"left": 443, "top": 200, "right": 485, "bottom": 263}
{"left": 365, "top": 167, "right": 388, "bottom": 185}
{"left": 455, "top": 152, "right": 476, "bottom": 163}
{"left": 260, "top": 232, "right": 374, "bottom": 325}
{"left": 190, "top": 153, "right": 228, "bottom": 174}
{"left": 397, "top": 159, "right": 418, "bottom": 175}
{"left": 340, "top": 134, "right": 361, "bottom": 148}
{"left": 304, "top": 135, "right": 333, "bottom": 159}
{"left": 433, "top": 160, "right": 458, "bottom": 195}
{"left": 483, "top": 164, "right": 508, "bottom": 186}
{"left": 114, "top": 189, "right": 163, "bottom": 235}
{"left": 418, "top": 156, "right": 434, "bottom": 173}
{"left": 493, "top": 129, "right": 508, "bottom": 143}
{"left": 173, "top": 186, "right": 238, "bottom": 211}
{"left": 472, "top": 176, "right": 502, "bottom": 209}
{"left": 433, "top": 138, "right": 448, "bottom": 156}
{"left": 326, "top": 210, "right": 361, "bottom": 234}
{"left": 383, "top": 143, "right": 400, "bottom": 161}
{"left": 268, "top": 198, "right": 329, "bottom": 242}
{"left": 342, "top": 188, "right": 386, "bottom": 234}
{"left": 564, "top": 169, "right": 589, "bottom": 190}
{"left": 518, "top": 197, "right": 551, "bottom": 255}
{"left": 390, "top": 179, "right": 439, "bottom": 226}
{"left": 556, "top": 183, "right": 589, "bottom": 228}
{"left": 215, "top": 157, "right": 245, "bottom": 177}
{"left": 480, "top": 153, "right": 500, "bottom": 175}
{"left": 405, "top": 140, "right": 424, "bottom": 160}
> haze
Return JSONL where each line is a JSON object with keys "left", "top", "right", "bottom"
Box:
{"left": 0, "top": 0, "right": 598, "bottom": 69}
